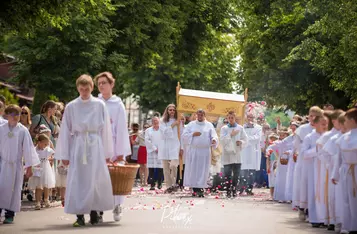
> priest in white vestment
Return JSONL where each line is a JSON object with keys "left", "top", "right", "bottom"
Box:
{"left": 0, "top": 105, "right": 39, "bottom": 224}
{"left": 145, "top": 117, "right": 164, "bottom": 189}
{"left": 332, "top": 108, "right": 357, "bottom": 233}
{"left": 182, "top": 109, "right": 218, "bottom": 197}
{"left": 240, "top": 113, "right": 262, "bottom": 195}
{"left": 54, "top": 75, "right": 114, "bottom": 227}
{"left": 95, "top": 72, "right": 132, "bottom": 222}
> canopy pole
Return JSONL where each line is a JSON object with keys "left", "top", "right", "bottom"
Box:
{"left": 176, "top": 82, "right": 183, "bottom": 181}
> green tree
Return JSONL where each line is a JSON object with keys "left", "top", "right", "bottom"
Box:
{"left": 4, "top": 0, "right": 240, "bottom": 113}
{"left": 0, "top": 88, "right": 19, "bottom": 105}
{"left": 4, "top": 2, "right": 116, "bottom": 114}
{"left": 0, "top": 0, "right": 114, "bottom": 35}
{"left": 286, "top": 0, "right": 357, "bottom": 105}
{"left": 234, "top": 0, "right": 351, "bottom": 114}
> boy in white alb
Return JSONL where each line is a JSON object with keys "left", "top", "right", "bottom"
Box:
{"left": 220, "top": 111, "right": 248, "bottom": 198}
{"left": 95, "top": 72, "right": 132, "bottom": 222}
{"left": 332, "top": 108, "right": 357, "bottom": 234}
{"left": 0, "top": 105, "right": 39, "bottom": 224}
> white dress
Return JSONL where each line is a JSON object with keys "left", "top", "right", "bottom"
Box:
{"left": 332, "top": 129, "right": 357, "bottom": 232}
{"left": 301, "top": 131, "right": 323, "bottom": 223}
{"left": 270, "top": 137, "right": 293, "bottom": 202}
{"left": 0, "top": 123, "right": 40, "bottom": 212}
{"left": 241, "top": 124, "right": 262, "bottom": 170}
{"left": 145, "top": 127, "right": 163, "bottom": 169}
{"left": 322, "top": 131, "right": 342, "bottom": 225}
{"left": 182, "top": 120, "right": 218, "bottom": 188}
{"left": 292, "top": 123, "right": 313, "bottom": 208}
{"left": 28, "top": 147, "right": 56, "bottom": 189}
{"left": 316, "top": 128, "right": 338, "bottom": 224}
{"left": 98, "top": 94, "right": 132, "bottom": 206}
{"left": 282, "top": 135, "right": 296, "bottom": 201}
{"left": 54, "top": 95, "right": 114, "bottom": 215}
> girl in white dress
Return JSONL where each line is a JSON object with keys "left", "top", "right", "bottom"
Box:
{"left": 28, "top": 134, "right": 55, "bottom": 209}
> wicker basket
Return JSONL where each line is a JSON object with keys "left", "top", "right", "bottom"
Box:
{"left": 280, "top": 158, "right": 289, "bottom": 165}
{"left": 108, "top": 163, "right": 139, "bottom": 195}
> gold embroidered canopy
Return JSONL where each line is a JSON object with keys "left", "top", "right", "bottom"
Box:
{"left": 176, "top": 82, "right": 248, "bottom": 124}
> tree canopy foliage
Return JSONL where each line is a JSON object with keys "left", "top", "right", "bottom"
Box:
{"left": 2, "top": 0, "right": 238, "bottom": 113}
{"left": 235, "top": 0, "right": 355, "bottom": 114}
{"left": 2, "top": 0, "right": 357, "bottom": 114}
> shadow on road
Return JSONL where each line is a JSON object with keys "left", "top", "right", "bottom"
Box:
{"left": 25, "top": 222, "right": 120, "bottom": 232}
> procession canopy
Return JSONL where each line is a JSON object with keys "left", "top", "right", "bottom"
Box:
{"left": 176, "top": 83, "right": 247, "bottom": 124}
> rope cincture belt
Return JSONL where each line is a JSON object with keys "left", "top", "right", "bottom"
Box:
{"left": 348, "top": 164, "right": 357, "bottom": 197}
{"left": 74, "top": 131, "right": 99, "bottom": 165}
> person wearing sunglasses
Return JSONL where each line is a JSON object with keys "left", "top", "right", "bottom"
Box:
{"left": 20, "top": 106, "right": 32, "bottom": 129}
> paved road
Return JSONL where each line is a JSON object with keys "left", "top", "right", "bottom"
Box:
{"left": 0, "top": 188, "right": 330, "bottom": 234}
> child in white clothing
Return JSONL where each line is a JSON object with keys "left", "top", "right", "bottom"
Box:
{"left": 28, "top": 134, "right": 55, "bottom": 209}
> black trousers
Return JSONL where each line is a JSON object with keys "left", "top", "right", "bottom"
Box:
{"left": 0, "top": 209, "right": 15, "bottom": 219}
{"left": 239, "top": 169, "right": 256, "bottom": 193}
{"left": 176, "top": 164, "right": 185, "bottom": 187}
{"left": 224, "top": 163, "right": 241, "bottom": 191}
{"left": 148, "top": 168, "right": 164, "bottom": 187}
{"left": 255, "top": 152, "right": 268, "bottom": 186}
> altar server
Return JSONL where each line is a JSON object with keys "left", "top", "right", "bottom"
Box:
{"left": 0, "top": 105, "right": 39, "bottom": 224}
{"left": 332, "top": 108, "right": 357, "bottom": 234}
{"left": 55, "top": 74, "right": 114, "bottom": 227}
{"left": 240, "top": 113, "right": 262, "bottom": 195}
{"left": 293, "top": 106, "right": 322, "bottom": 220}
{"left": 145, "top": 117, "right": 164, "bottom": 190}
{"left": 220, "top": 111, "right": 248, "bottom": 198}
{"left": 95, "top": 72, "right": 132, "bottom": 222}
{"left": 183, "top": 109, "right": 218, "bottom": 197}
{"left": 315, "top": 110, "right": 343, "bottom": 230}
{"left": 322, "top": 112, "right": 345, "bottom": 232}
{"left": 301, "top": 114, "right": 328, "bottom": 227}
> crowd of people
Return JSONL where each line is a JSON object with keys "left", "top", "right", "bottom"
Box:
{"left": 0, "top": 73, "right": 356, "bottom": 234}
{"left": 265, "top": 105, "right": 357, "bottom": 234}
